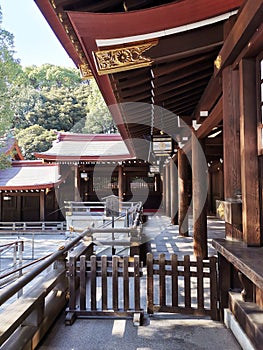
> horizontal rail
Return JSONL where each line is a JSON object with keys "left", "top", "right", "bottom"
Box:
{"left": 0, "top": 221, "right": 66, "bottom": 232}
{"left": 0, "top": 227, "right": 90, "bottom": 306}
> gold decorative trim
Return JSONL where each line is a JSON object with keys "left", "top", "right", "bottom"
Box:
{"left": 93, "top": 40, "right": 158, "bottom": 75}
{"left": 79, "top": 63, "right": 93, "bottom": 80}
{"left": 214, "top": 55, "right": 222, "bottom": 70}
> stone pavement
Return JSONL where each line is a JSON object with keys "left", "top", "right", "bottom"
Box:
{"left": 37, "top": 215, "right": 242, "bottom": 350}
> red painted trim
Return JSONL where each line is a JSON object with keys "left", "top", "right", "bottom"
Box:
{"left": 11, "top": 160, "right": 56, "bottom": 167}
{"left": 67, "top": 0, "right": 243, "bottom": 40}
{"left": 34, "top": 0, "right": 81, "bottom": 66}
{"left": 34, "top": 154, "right": 135, "bottom": 161}
{"left": 57, "top": 133, "right": 124, "bottom": 142}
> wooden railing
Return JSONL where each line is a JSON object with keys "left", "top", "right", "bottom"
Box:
{"left": 0, "top": 228, "right": 93, "bottom": 350}
{"left": 64, "top": 200, "right": 141, "bottom": 216}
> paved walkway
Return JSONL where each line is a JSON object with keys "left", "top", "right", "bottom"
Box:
{"left": 37, "top": 215, "right": 242, "bottom": 350}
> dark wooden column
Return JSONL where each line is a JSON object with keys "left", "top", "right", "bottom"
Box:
{"left": 178, "top": 149, "right": 188, "bottom": 235}
{"left": 74, "top": 165, "right": 80, "bottom": 202}
{"left": 162, "top": 166, "right": 166, "bottom": 213}
{"left": 223, "top": 66, "right": 242, "bottom": 240}
{"left": 170, "top": 157, "right": 178, "bottom": 225}
{"left": 118, "top": 165, "right": 124, "bottom": 201}
{"left": 40, "top": 190, "right": 45, "bottom": 221}
{"left": 192, "top": 134, "right": 208, "bottom": 258}
{"left": 239, "top": 59, "right": 261, "bottom": 246}
{"left": 165, "top": 162, "right": 171, "bottom": 217}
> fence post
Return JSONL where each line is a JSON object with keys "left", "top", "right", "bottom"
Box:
{"left": 90, "top": 255, "right": 97, "bottom": 311}
{"left": 101, "top": 255, "right": 108, "bottom": 311}
{"left": 80, "top": 255, "right": 86, "bottom": 311}
{"left": 147, "top": 253, "right": 153, "bottom": 314}
{"left": 134, "top": 255, "right": 140, "bottom": 312}
{"left": 184, "top": 255, "right": 191, "bottom": 308}
{"left": 159, "top": 253, "right": 166, "bottom": 307}
{"left": 171, "top": 254, "right": 178, "bottom": 307}
{"left": 123, "top": 256, "right": 129, "bottom": 311}
{"left": 112, "top": 255, "right": 119, "bottom": 311}
{"left": 210, "top": 256, "right": 219, "bottom": 320}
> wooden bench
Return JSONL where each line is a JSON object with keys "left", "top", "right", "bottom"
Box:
{"left": 213, "top": 238, "right": 263, "bottom": 348}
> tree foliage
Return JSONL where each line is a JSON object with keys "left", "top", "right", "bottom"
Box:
{"left": 16, "top": 125, "right": 57, "bottom": 160}
{"left": 0, "top": 8, "right": 22, "bottom": 136}
{"left": 0, "top": 5, "right": 117, "bottom": 160}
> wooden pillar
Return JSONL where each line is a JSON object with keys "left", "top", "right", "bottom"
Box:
{"left": 162, "top": 166, "right": 166, "bottom": 213}
{"left": 170, "top": 157, "right": 178, "bottom": 225}
{"left": 223, "top": 66, "right": 242, "bottom": 240}
{"left": 178, "top": 149, "right": 189, "bottom": 236}
{"left": 165, "top": 162, "right": 171, "bottom": 217}
{"left": 74, "top": 165, "right": 80, "bottom": 202}
{"left": 118, "top": 165, "right": 123, "bottom": 203}
{"left": 239, "top": 59, "right": 261, "bottom": 246}
{"left": 192, "top": 135, "right": 208, "bottom": 258}
{"left": 40, "top": 190, "right": 45, "bottom": 221}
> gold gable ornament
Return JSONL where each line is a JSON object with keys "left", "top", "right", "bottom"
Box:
{"left": 79, "top": 63, "right": 93, "bottom": 80}
{"left": 94, "top": 40, "right": 158, "bottom": 75}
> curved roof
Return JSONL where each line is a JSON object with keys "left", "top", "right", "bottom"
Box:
{"left": 35, "top": 133, "right": 133, "bottom": 161}
{"left": 0, "top": 162, "right": 62, "bottom": 190}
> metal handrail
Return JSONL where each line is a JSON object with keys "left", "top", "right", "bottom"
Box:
{"left": 0, "top": 227, "right": 89, "bottom": 306}
{"left": 0, "top": 221, "right": 66, "bottom": 231}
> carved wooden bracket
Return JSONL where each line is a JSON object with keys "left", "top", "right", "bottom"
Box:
{"left": 79, "top": 64, "right": 93, "bottom": 80}
{"left": 238, "top": 271, "right": 254, "bottom": 302}
{"left": 93, "top": 40, "right": 158, "bottom": 75}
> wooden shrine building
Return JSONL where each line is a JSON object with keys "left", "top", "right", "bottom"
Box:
{"left": 13, "top": 0, "right": 263, "bottom": 346}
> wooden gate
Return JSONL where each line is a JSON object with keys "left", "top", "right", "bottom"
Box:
{"left": 66, "top": 254, "right": 144, "bottom": 325}
{"left": 147, "top": 253, "right": 218, "bottom": 320}
{"left": 66, "top": 252, "right": 219, "bottom": 325}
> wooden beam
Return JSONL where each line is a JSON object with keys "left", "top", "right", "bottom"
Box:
{"left": 196, "top": 96, "right": 223, "bottom": 139}
{"left": 192, "top": 75, "right": 222, "bottom": 122}
{"left": 239, "top": 59, "right": 261, "bottom": 246}
{"left": 215, "top": 0, "right": 263, "bottom": 75}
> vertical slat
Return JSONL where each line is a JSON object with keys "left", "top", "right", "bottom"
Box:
{"left": 210, "top": 256, "right": 219, "bottom": 320}
{"left": 101, "top": 255, "right": 108, "bottom": 311}
{"left": 79, "top": 255, "right": 86, "bottom": 311}
{"left": 123, "top": 256, "right": 129, "bottom": 311}
{"left": 171, "top": 254, "right": 178, "bottom": 307}
{"left": 147, "top": 253, "right": 154, "bottom": 314}
{"left": 184, "top": 255, "right": 191, "bottom": 308}
{"left": 159, "top": 253, "right": 166, "bottom": 307}
{"left": 197, "top": 257, "right": 204, "bottom": 311}
{"left": 112, "top": 255, "right": 119, "bottom": 311}
{"left": 134, "top": 255, "right": 140, "bottom": 311}
{"left": 68, "top": 256, "right": 76, "bottom": 310}
{"left": 90, "top": 255, "right": 97, "bottom": 311}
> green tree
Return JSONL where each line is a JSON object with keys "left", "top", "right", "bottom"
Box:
{"left": 24, "top": 87, "right": 88, "bottom": 131}
{"left": 0, "top": 7, "right": 22, "bottom": 135}
{"left": 15, "top": 125, "right": 57, "bottom": 159}
{"left": 19, "top": 64, "right": 82, "bottom": 90}
{"left": 83, "top": 80, "right": 117, "bottom": 133}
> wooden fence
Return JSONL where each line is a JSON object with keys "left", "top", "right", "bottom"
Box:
{"left": 66, "top": 254, "right": 144, "bottom": 326}
{"left": 147, "top": 253, "right": 218, "bottom": 320}
{"left": 66, "top": 252, "right": 219, "bottom": 325}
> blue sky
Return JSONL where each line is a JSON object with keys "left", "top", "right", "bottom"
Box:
{"left": 0, "top": 0, "right": 75, "bottom": 67}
